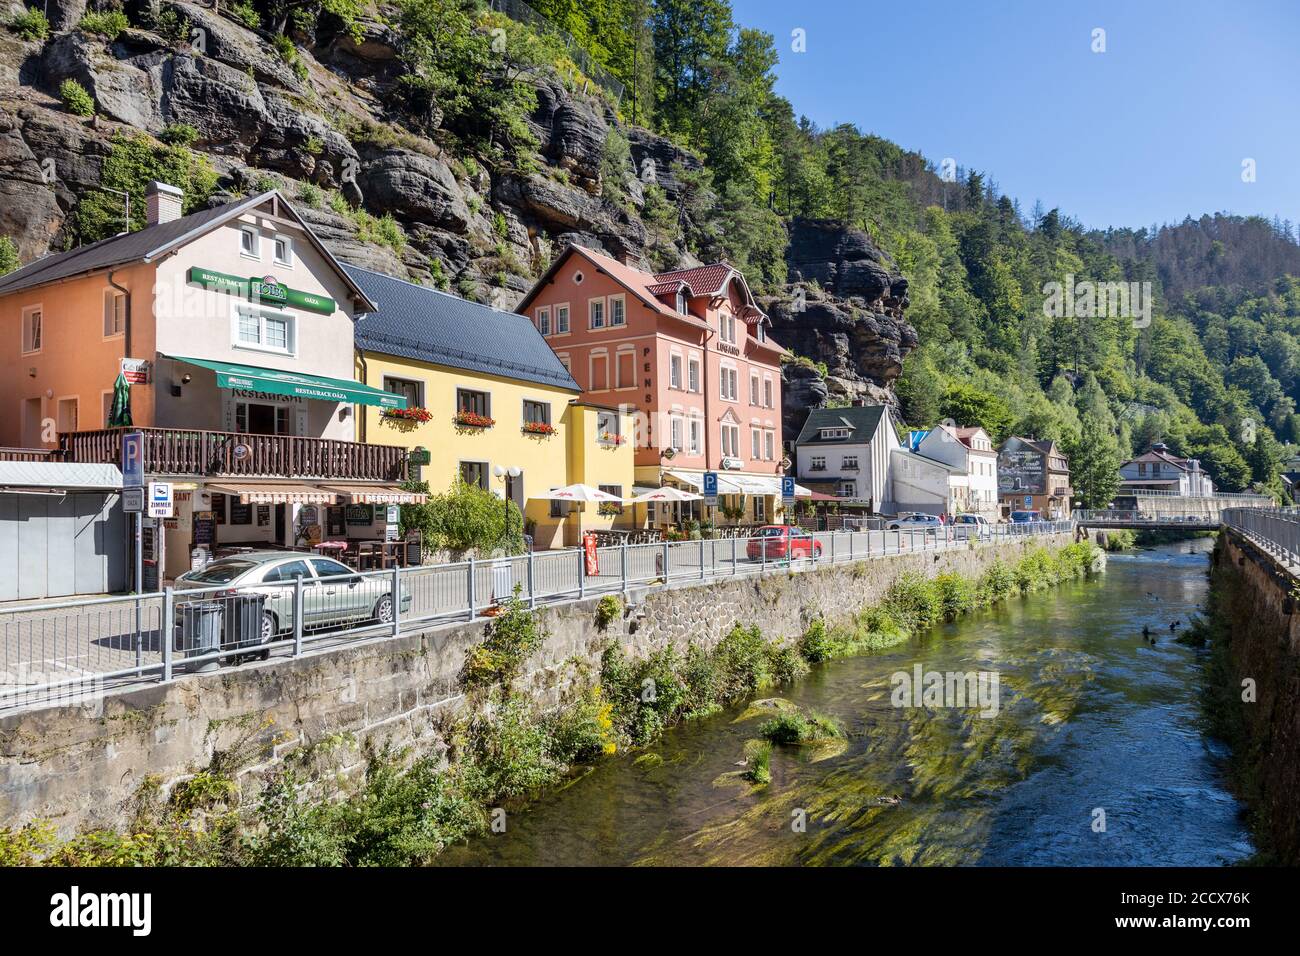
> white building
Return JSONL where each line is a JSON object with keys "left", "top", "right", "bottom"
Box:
{"left": 889, "top": 445, "right": 961, "bottom": 516}
{"left": 907, "top": 425, "right": 1000, "bottom": 519}
{"left": 794, "top": 403, "right": 899, "bottom": 511}
{"left": 1119, "top": 443, "right": 1215, "bottom": 496}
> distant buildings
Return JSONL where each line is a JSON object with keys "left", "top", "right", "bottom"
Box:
{"left": 905, "top": 425, "right": 1000, "bottom": 520}
{"left": 997, "top": 437, "right": 1073, "bottom": 518}
{"left": 1118, "top": 443, "right": 1214, "bottom": 497}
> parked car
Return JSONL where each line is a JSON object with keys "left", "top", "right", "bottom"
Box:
{"left": 951, "top": 513, "right": 992, "bottom": 537}
{"left": 746, "top": 525, "right": 822, "bottom": 560}
{"left": 1009, "top": 510, "right": 1041, "bottom": 523}
{"left": 174, "top": 552, "right": 414, "bottom": 651}
{"left": 887, "top": 513, "right": 942, "bottom": 532}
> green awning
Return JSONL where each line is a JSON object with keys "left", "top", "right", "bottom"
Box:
{"left": 167, "top": 355, "right": 407, "bottom": 409}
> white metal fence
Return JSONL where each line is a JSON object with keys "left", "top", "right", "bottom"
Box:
{"left": 0, "top": 520, "right": 1074, "bottom": 714}
{"left": 1221, "top": 507, "right": 1300, "bottom": 568}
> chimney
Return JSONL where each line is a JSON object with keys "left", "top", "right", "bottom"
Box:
{"left": 851, "top": 398, "right": 866, "bottom": 407}
{"left": 145, "top": 181, "right": 183, "bottom": 226}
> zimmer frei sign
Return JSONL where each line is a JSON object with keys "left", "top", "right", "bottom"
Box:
{"left": 186, "top": 267, "right": 337, "bottom": 314}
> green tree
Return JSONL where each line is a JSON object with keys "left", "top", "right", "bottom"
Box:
{"left": 1071, "top": 413, "right": 1122, "bottom": 508}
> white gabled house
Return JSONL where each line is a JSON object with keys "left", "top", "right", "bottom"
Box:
{"left": 794, "top": 403, "right": 898, "bottom": 512}
{"left": 906, "top": 424, "right": 1000, "bottom": 519}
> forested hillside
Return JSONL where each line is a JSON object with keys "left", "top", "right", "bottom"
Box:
{"left": 2, "top": 0, "right": 1296, "bottom": 503}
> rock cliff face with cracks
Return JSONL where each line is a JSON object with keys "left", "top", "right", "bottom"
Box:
{"left": 0, "top": 3, "right": 913, "bottom": 436}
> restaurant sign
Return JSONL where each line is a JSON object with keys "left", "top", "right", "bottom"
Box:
{"left": 187, "top": 267, "right": 337, "bottom": 315}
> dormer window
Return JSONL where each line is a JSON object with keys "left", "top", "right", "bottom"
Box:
{"left": 676, "top": 289, "right": 688, "bottom": 314}
{"left": 819, "top": 427, "right": 850, "bottom": 440}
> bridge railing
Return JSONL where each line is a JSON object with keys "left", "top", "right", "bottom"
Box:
{"left": 1074, "top": 509, "right": 1219, "bottom": 524}
{"left": 1220, "top": 507, "right": 1300, "bottom": 567}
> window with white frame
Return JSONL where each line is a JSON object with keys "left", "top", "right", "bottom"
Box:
{"left": 688, "top": 417, "right": 701, "bottom": 455}
{"left": 670, "top": 415, "right": 684, "bottom": 452}
{"left": 763, "top": 377, "right": 773, "bottom": 408}
{"left": 537, "top": 307, "right": 551, "bottom": 336}
{"left": 104, "top": 289, "right": 126, "bottom": 337}
{"left": 597, "top": 409, "right": 620, "bottom": 440}
{"left": 234, "top": 305, "right": 294, "bottom": 354}
{"left": 273, "top": 235, "right": 293, "bottom": 266}
{"left": 838, "top": 481, "right": 856, "bottom": 498}
{"left": 688, "top": 356, "right": 700, "bottom": 392}
{"left": 810, "top": 456, "right": 826, "bottom": 471}
{"left": 842, "top": 455, "right": 859, "bottom": 470}
{"left": 753, "top": 496, "right": 765, "bottom": 521}
{"left": 589, "top": 298, "right": 605, "bottom": 329}
{"left": 720, "top": 314, "right": 736, "bottom": 344}
{"left": 239, "top": 226, "right": 260, "bottom": 258}
{"left": 751, "top": 427, "right": 761, "bottom": 459}
{"left": 555, "top": 304, "right": 570, "bottom": 333}
{"left": 56, "top": 396, "right": 78, "bottom": 433}
{"left": 675, "top": 289, "right": 688, "bottom": 314}
{"left": 750, "top": 372, "right": 759, "bottom": 405}
{"left": 719, "top": 366, "right": 738, "bottom": 401}
{"left": 764, "top": 431, "right": 774, "bottom": 460}
{"left": 609, "top": 294, "right": 626, "bottom": 326}
{"left": 21, "top": 306, "right": 41, "bottom": 353}
{"left": 670, "top": 353, "right": 682, "bottom": 389}
{"left": 722, "top": 423, "right": 740, "bottom": 458}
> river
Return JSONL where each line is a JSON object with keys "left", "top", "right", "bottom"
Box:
{"left": 441, "top": 539, "right": 1254, "bottom": 866}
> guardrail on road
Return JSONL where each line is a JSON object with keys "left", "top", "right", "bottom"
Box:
{"left": 0, "top": 520, "right": 1074, "bottom": 715}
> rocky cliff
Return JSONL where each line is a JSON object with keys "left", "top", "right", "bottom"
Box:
{"left": 0, "top": 3, "right": 913, "bottom": 437}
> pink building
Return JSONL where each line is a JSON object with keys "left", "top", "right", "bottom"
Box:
{"left": 518, "top": 246, "right": 789, "bottom": 524}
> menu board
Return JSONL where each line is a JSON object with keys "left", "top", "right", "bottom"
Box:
{"left": 229, "top": 500, "right": 252, "bottom": 525}
{"left": 257, "top": 505, "right": 271, "bottom": 527}
{"left": 192, "top": 511, "right": 216, "bottom": 547}
{"left": 345, "top": 504, "right": 374, "bottom": 526}
{"left": 211, "top": 493, "right": 227, "bottom": 525}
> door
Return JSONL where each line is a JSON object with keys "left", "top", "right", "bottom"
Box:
{"left": 246, "top": 402, "right": 277, "bottom": 435}
{"left": 308, "top": 557, "right": 369, "bottom": 623}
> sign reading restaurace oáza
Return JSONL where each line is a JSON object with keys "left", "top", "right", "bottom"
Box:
{"left": 187, "top": 266, "right": 337, "bottom": 315}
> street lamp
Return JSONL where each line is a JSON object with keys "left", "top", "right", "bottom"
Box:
{"left": 494, "top": 465, "right": 523, "bottom": 544}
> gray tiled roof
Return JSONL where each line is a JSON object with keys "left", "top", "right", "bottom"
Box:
{"left": 346, "top": 265, "right": 579, "bottom": 392}
{"left": 795, "top": 404, "right": 887, "bottom": 445}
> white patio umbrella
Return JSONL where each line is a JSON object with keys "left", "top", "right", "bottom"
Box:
{"left": 529, "top": 483, "right": 625, "bottom": 503}
{"left": 627, "top": 486, "right": 702, "bottom": 503}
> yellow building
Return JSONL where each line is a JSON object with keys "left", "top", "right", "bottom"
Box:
{"left": 347, "top": 266, "right": 635, "bottom": 549}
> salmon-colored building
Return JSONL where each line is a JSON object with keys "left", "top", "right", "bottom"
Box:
{"left": 518, "top": 246, "right": 789, "bottom": 525}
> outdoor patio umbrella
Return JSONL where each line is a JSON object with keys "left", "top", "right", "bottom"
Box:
{"left": 107, "top": 371, "right": 132, "bottom": 427}
{"left": 626, "top": 487, "right": 702, "bottom": 503}
{"left": 528, "top": 484, "right": 625, "bottom": 503}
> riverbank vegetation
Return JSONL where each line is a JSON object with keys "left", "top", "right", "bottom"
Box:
{"left": 0, "top": 542, "right": 1101, "bottom": 866}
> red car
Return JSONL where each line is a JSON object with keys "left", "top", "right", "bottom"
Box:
{"left": 746, "top": 525, "right": 823, "bottom": 561}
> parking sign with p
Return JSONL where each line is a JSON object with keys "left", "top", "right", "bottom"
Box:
{"left": 121, "top": 430, "right": 144, "bottom": 488}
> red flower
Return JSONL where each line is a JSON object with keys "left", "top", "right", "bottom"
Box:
{"left": 523, "top": 421, "right": 556, "bottom": 435}
{"left": 383, "top": 406, "right": 434, "bottom": 423}
{"left": 454, "top": 410, "right": 495, "bottom": 428}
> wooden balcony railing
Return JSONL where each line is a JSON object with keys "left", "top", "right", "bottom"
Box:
{"left": 60, "top": 427, "right": 408, "bottom": 481}
{"left": 0, "top": 446, "right": 67, "bottom": 462}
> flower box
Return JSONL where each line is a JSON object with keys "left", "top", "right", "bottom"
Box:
{"left": 523, "top": 421, "right": 556, "bottom": 436}
{"left": 454, "top": 410, "right": 495, "bottom": 428}
{"left": 599, "top": 432, "right": 626, "bottom": 446}
{"left": 381, "top": 406, "right": 434, "bottom": 423}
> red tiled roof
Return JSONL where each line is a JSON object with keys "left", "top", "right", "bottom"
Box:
{"left": 652, "top": 263, "right": 736, "bottom": 298}
{"left": 559, "top": 246, "right": 708, "bottom": 329}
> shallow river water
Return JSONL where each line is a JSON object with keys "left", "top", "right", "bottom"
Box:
{"left": 442, "top": 539, "right": 1253, "bottom": 866}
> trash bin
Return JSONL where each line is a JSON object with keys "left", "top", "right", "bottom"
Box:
{"left": 180, "top": 602, "right": 224, "bottom": 672}
{"left": 224, "top": 593, "right": 268, "bottom": 653}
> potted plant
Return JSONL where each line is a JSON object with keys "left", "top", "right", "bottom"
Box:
{"left": 454, "top": 410, "right": 495, "bottom": 428}
{"left": 381, "top": 406, "right": 434, "bottom": 423}
{"left": 599, "top": 431, "right": 626, "bottom": 445}
{"left": 523, "top": 420, "right": 556, "bottom": 436}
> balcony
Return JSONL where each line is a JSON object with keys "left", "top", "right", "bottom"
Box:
{"left": 0, "top": 447, "right": 66, "bottom": 462}
{"left": 61, "top": 427, "right": 408, "bottom": 481}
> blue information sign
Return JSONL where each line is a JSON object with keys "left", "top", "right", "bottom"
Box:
{"left": 703, "top": 471, "right": 719, "bottom": 505}
{"left": 121, "top": 431, "right": 145, "bottom": 488}
{"left": 781, "top": 476, "right": 795, "bottom": 502}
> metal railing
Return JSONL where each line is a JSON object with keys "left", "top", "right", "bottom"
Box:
{"left": 1115, "top": 488, "right": 1274, "bottom": 501}
{"left": 1074, "top": 509, "right": 1222, "bottom": 526}
{"left": 0, "top": 520, "right": 1073, "bottom": 714}
{"left": 1221, "top": 507, "right": 1300, "bottom": 569}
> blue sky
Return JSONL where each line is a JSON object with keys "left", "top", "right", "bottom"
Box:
{"left": 732, "top": 0, "right": 1300, "bottom": 231}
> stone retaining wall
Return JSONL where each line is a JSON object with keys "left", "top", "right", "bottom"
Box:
{"left": 0, "top": 533, "right": 1075, "bottom": 835}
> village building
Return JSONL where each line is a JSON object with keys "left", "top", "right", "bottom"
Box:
{"left": 348, "top": 266, "right": 635, "bottom": 550}
{"left": 997, "top": 437, "right": 1073, "bottom": 518}
{"left": 794, "top": 403, "right": 898, "bottom": 512}
{"left": 517, "top": 245, "right": 789, "bottom": 528}
{"left": 906, "top": 424, "right": 1000, "bottom": 520}
{"left": 0, "top": 185, "right": 421, "bottom": 585}
{"left": 1118, "top": 443, "right": 1215, "bottom": 496}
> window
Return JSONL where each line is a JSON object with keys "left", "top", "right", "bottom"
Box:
{"left": 537, "top": 307, "right": 551, "bottom": 336}
{"left": 555, "top": 304, "right": 570, "bottom": 334}
{"left": 720, "top": 314, "right": 736, "bottom": 344}
{"left": 234, "top": 306, "right": 295, "bottom": 354}
{"left": 688, "top": 357, "right": 700, "bottom": 392}
{"left": 1138, "top": 462, "right": 1147, "bottom": 476}
{"left": 101, "top": 391, "right": 113, "bottom": 427}
{"left": 309, "top": 558, "right": 355, "bottom": 580}
{"left": 676, "top": 289, "right": 688, "bottom": 314}
{"left": 599, "top": 484, "right": 623, "bottom": 514}
{"left": 273, "top": 235, "right": 293, "bottom": 266}
{"left": 763, "top": 378, "right": 773, "bottom": 408}
{"left": 56, "top": 397, "right": 78, "bottom": 433}
{"left": 573, "top": 271, "right": 585, "bottom": 285}
{"left": 239, "top": 226, "right": 259, "bottom": 258}
{"left": 523, "top": 399, "right": 550, "bottom": 425}
{"left": 609, "top": 294, "right": 626, "bottom": 326}
{"left": 457, "top": 388, "right": 490, "bottom": 417}
{"left": 670, "top": 354, "right": 682, "bottom": 389}
{"left": 842, "top": 455, "right": 859, "bottom": 470}
{"left": 810, "top": 456, "right": 827, "bottom": 471}
{"left": 750, "top": 373, "right": 759, "bottom": 405}
{"left": 670, "top": 415, "right": 684, "bottom": 452}
{"left": 103, "top": 289, "right": 125, "bottom": 337}
{"left": 616, "top": 350, "right": 635, "bottom": 389}
{"left": 688, "top": 417, "right": 701, "bottom": 455}
{"left": 589, "top": 298, "right": 605, "bottom": 329}
{"left": 753, "top": 497, "right": 765, "bottom": 522}
{"left": 819, "top": 427, "right": 849, "bottom": 440}
{"left": 722, "top": 423, "right": 740, "bottom": 458}
{"left": 839, "top": 481, "right": 856, "bottom": 498}
{"left": 263, "top": 560, "right": 312, "bottom": 584}
{"left": 597, "top": 409, "right": 620, "bottom": 440}
{"left": 235, "top": 401, "right": 292, "bottom": 435}
{"left": 21, "top": 306, "right": 41, "bottom": 353}
{"left": 591, "top": 354, "right": 609, "bottom": 390}
{"left": 765, "top": 431, "right": 774, "bottom": 461}
{"left": 719, "top": 367, "right": 738, "bottom": 401}
{"left": 460, "top": 461, "right": 489, "bottom": 490}
{"left": 751, "top": 427, "right": 762, "bottom": 459}
{"left": 384, "top": 376, "right": 422, "bottom": 408}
